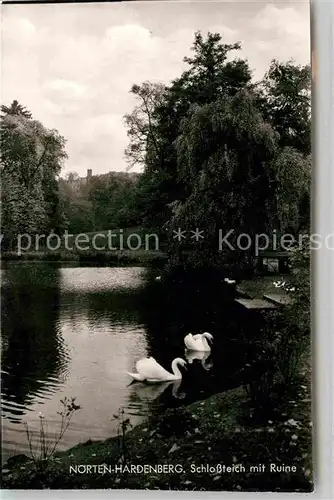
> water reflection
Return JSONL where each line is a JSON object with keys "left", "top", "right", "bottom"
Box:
{"left": 1, "top": 262, "right": 264, "bottom": 462}
{"left": 1, "top": 264, "right": 69, "bottom": 423}
{"left": 136, "top": 270, "right": 257, "bottom": 402}
{"left": 1, "top": 263, "right": 151, "bottom": 462}
{"left": 129, "top": 379, "right": 186, "bottom": 407}
{"left": 184, "top": 350, "right": 213, "bottom": 371}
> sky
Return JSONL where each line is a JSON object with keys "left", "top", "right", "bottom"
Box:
{"left": 1, "top": 0, "right": 311, "bottom": 176}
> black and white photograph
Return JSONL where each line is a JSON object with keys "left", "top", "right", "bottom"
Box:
{"left": 1, "top": 0, "right": 313, "bottom": 492}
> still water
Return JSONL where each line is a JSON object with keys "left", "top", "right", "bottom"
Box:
{"left": 1, "top": 262, "right": 258, "bottom": 462}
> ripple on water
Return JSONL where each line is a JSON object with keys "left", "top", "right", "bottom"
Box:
{"left": 1, "top": 265, "right": 176, "bottom": 459}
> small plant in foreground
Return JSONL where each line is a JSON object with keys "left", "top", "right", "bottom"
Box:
{"left": 24, "top": 396, "right": 81, "bottom": 471}
{"left": 112, "top": 407, "right": 132, "bottom": 464}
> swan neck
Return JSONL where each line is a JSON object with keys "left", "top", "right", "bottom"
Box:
{"left": 171, "top": 359, "right": 182, "bottom": 378}
{"left": 202, "top": 334, "right": 210, "bottom": 349}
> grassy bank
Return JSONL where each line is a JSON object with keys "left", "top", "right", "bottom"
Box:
{"left": 2, "top": 382, "right": 312, "bottom": 491}
{"left": 236, "top": 275, "right": 292, "bottom": 299}
{"left": 1, "top": 227, "right": 168, "bottom": 264}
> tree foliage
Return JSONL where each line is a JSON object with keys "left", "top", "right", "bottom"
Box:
{"left": 1, "top": 32, "right": 311, "bottom": 266}
{"left": 59, "top": 171, "right": 141, "bottom": 234}
{"left": 124, "top": 32, "right": 311, "bottom": 268}
{"left": 1, "top": 99, "right": 32, "bottom": 119}
{"left": 124, "top": 82, "right": 166, "bottom": 170}
{"left": 125, "top": 32, "right": 255, "bottom": 233}
{"left": 258, "top": 60, "right": 311, "bottom": 155}
{"left": 1, "top": 102, "right": 67, "bottom": 243}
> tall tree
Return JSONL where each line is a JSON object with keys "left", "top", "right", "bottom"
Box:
{"left": 1, "top": 99, "right": 32, "bottom": 119}
{"left": 124, "top": 32, "right": 253, "bottom": 230}
{"left": 258, "top": 60, "right": 311, "bottom": 155}
{"left": 124, "top": 82, "right": 166, "bottom": 170}
{"left": 1, "top": 106, "right": 67, "bottom": 243}
{"left": 165, "top": 92, "right": 310, "bottom": 268}
{"left": 124, "top": 32, "right": 311, "bottom": 269}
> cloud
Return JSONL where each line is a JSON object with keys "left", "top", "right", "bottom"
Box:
{"left": 2, "top": 16, "right": 36, "bottom": 41}
{"left": 43, "top": 79, "right": 87, "bottom": 101}
{"left": 1, "top": 3, "right": 310, "bottom": 176}
{"left": 252, "top": 4, "right": 309, "bottom": 37}
{"left": 247, "top": 3, "right": 310, "bottom": 73}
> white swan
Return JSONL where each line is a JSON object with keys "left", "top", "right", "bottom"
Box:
{"left": 224, "top": 278, "right": 236, "bottom": 284}
{"left": 127, "top": 357, "right": 187, "bottom": 383}
{"left": 185, "top": 350, "right": 213, "bottom": 371}
{"left": 184, "top": 332, "right": 213, "bottom": 352}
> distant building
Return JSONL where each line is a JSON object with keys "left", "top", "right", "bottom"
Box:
{"left": 60, "top": 169, "right": 141, "bottom": 193}
{"left": 65, "top": 169, "right": 93, "bottom": 190}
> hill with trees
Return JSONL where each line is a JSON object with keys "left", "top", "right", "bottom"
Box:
{"left": 59, "top": 170, "right": 141, "bottom": 235}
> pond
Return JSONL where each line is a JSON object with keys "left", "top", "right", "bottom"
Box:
{"left": 1, "top": 261, "right": 261, "bottom": 463}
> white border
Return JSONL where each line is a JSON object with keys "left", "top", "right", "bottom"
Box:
{"left": 311, "top": 0, "right": 334, "bottom": 499}
{"left": 1, "top": 0, "right": 333, "bottom": 499}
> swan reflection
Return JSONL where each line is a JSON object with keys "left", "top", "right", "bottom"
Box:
{"left": 129, "top": 378, "right": 186, "bottom": 403}
{"left": 185, "top": 350, "right": 213, "bottom": 371}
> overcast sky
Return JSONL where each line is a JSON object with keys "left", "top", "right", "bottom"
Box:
{"left": 2, "top": 1, "right": 310, "bottom": 176}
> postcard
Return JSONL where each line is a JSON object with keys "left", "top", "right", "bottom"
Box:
{"left": 1, "top": 0, "right": 312, "bottom": 492}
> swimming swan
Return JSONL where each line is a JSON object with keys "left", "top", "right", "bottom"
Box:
{"left": 224, "top": 278, "right": 236, "bottom": 285}
{"left": 127, "top": 357, "right": 187, "bottom": 383}
{"left": 184, "top": 332, "right": 213, "bottom": 352}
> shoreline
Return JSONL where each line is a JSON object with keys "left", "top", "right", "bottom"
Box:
{"left": 0, "top": 249, "right": 168, "bottom": 264}
{"left": 1, "top": 382, "right": 312, "bottom": 491}
{"left": 1, "top": 264, "right": 311, "bottom": 491}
